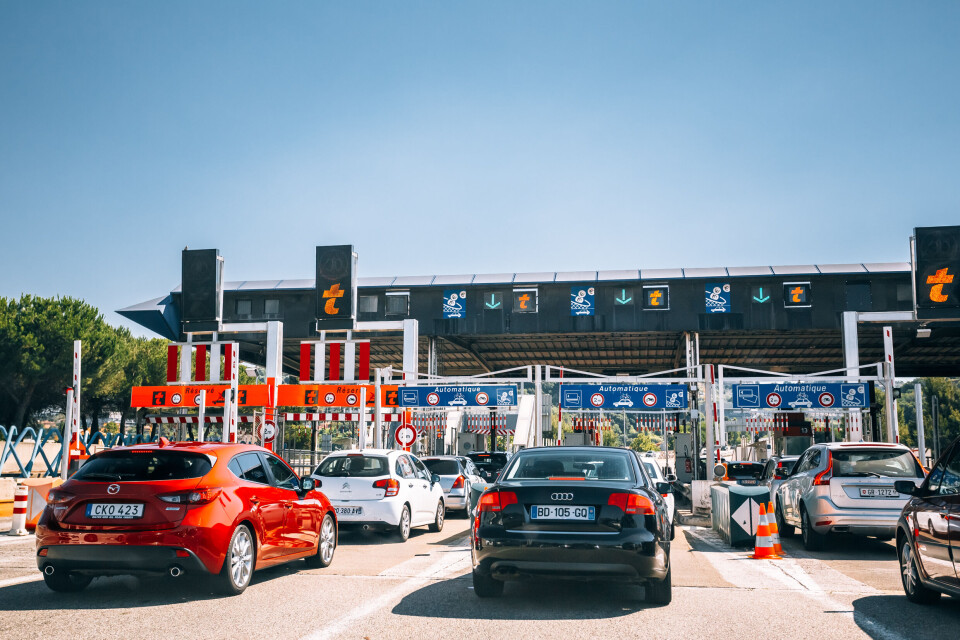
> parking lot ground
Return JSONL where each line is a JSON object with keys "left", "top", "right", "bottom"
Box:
{"left": 1, "top": 517, "right": 959, "bottom": 640}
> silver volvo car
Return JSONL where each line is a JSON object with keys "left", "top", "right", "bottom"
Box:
{"left": 775, "top": 442, "right": 925, "bottom": 550}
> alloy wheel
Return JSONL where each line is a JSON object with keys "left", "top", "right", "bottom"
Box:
{"left": 320, "top": 516, "right": 336, "bottom": 564}
{"left": 230, "top": 527, "right": 253, "bottom": 588}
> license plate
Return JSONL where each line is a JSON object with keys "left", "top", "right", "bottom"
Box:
{"left": 85, "top": 503, "right": 144, "bottom": 519}
{"left": 530, "top": 505, "right": 595, "bottom": 521}
{"left": 335, "top": 506, "right": 363, "bottom": 516}
{"left": 859, "top": 487, "right": 898, "bottom": 498}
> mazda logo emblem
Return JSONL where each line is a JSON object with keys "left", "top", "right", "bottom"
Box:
{"left": 551, "top": 493, "right": 573, "bottom": 501}
{"left": 107, "top": 484, "right": 120, "bottom": 495}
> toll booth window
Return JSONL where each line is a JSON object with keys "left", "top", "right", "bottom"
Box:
{"left": 264, "top": 298, "right": 281, "bottom": 316}
{"left": 236, "top": 299, "right": 252, "bottom": 316}
{"left": 359, "top": 295, "right": 378, "bottom": 313}
{"left": 844, "top": 282, "right": 872, "bottom": 312}
{"left": 642, "top": 286, "right": 669, "bottom": 310}
{"left": 783, "top": 282, "right": 811, "bottom": 308}
{"left": 513, "top": 288, "right": 538, "bottom": 313}
{"left": 385, "top": 292, "right": 409, "bottom": 316}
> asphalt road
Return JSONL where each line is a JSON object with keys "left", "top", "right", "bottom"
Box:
{"left": 1, "top": 515, "right": 959, "bottom": 640}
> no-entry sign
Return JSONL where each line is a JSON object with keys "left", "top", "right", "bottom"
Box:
{"left": 395, "top": 425, "right": 417, "bottom": 447}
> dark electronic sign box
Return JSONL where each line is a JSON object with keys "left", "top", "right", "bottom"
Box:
{"left": 181, "top": 249, "right": 223, "bottom": 332}
{"left": 316, "top": 245, "right": 358, "bottom": 329}
{"left": 915, "top": 226, "right": 960, "bottom": 320}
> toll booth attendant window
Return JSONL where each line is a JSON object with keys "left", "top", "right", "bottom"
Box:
{"left": 359, "top": 296, "right": 378, "bottom": 313}
{"left": 236, "top": 299, "right": 252, "bottom": 316}
{"left": 264, "top": 299, "right": 281, "bottom": 316}
{"left": 386, "top": 293, "right": 409, "bottom": 316}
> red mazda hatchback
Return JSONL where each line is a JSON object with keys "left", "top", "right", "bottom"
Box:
{"left": 35, "top": 441, "right": 336, "bottom": 595}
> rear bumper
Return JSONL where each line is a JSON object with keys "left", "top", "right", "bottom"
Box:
{"left": 806, "top": 497, "right": 901, "bottom": 536}
{"left": 36, "top": 544, "right": 209, "bottom": 576}
{"left": 443, "top": 492, "right": 468, "bottom": 510}
{"left": 472, "top": 528, "right": 668, "bottom": 583}
{"left": 332, "top": 500, "right": 404, "bottom": 527}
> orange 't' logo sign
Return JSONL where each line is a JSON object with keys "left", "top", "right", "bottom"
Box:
{"left": 790, "top": 286, "right": 805, "bottom": 303}
{"left": 518, "top": 293, "right": 530, "bottom": 310}
{"left": 649, "top": 289, "right": 662, "bottom": 306}
{"left": 927, "top": 268, "right": 954, "bottom": 302}
{"left": 322, "top": 284, "right": 344, "bottom": 314}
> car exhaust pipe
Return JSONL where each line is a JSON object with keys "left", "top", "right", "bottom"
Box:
{"left": 169, "top": 566, "right": 183, "bottom": 578}
{"left": 43, "top": 565, "right": 55, "bottom": 576}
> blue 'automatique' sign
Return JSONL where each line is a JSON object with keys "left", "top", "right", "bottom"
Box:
{"left": 559, "top": 384, "right": 687, "bottom": 410}
{"left": 399, "top": 385, "right": 517, "bottom": 408}
{"left": 732, "top": 383, "right": 868, "bottom": 409}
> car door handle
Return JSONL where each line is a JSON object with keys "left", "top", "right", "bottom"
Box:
{"left": 284, "top": 504, "right": 293, "bottom": 510}
{"left": 408, "top": 483, "right": 414, "bottom": 488}
{"left": 250, "top": 497, "right": 260, "bottom": 505}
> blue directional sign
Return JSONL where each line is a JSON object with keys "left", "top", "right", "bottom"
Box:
{"left": 559, "top": 384, "right": 687, "bottom": 410}
{"left": 571, "top": 286, "right": 595, "bottom": 316}
{"left": 706, "top": 283, "right": 731, "bottom": 313}
{"left": 732, "top": 383, "right": 868, "bottom": 409}
{"left": 398, "top": 385, "right": 517, "bottom": 408}
{"left": 442, "top": 290, "right": 466, "bottom": 319}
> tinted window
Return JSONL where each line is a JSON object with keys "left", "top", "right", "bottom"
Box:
{"left": 423, "top": 459, "right": 460, "bottom": 476}
{"left": 926, "top": 446, "right": 952, "bottom": 492}
{"left": 74, "top": 451, "right": 212, "bottom": 482}
{"left": 505, "top": 451, "right": 635, "bottom": 482}
{"left": 642, "top": 461, "right": 662, "bottom": 481}
{"left": 832, "top": 449, "right": 924, "bottom": 479}
{"left": 265, "top": 455, "right": 299, "bottom": 491}
{"left": 410, "top": 457, "right": 430, "bottom": 480}
{"left": 725, "top": 463, "right": 763, "bottom": 478}
{"left": 467, "top": 453, "right": 509, "bottom": 469}
{"left": 316, "top": 455, "right": 388, "bottom": 478}
{"left": 397, "top": 456, "right": 416, "bottom": 479}
{"left": 937, "top": 448, "right": 960, "bottom": 495}
{"left": 237, "top": 453, "right": 269, "bottom": 484}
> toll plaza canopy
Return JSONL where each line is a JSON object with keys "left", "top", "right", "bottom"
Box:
{"left": 119, "top": 261, "right": 960, "bottom": 378}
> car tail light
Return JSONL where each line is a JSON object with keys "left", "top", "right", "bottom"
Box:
{"left": 478, "top": 491, "right": 518, "bottom": 512}
{"left": 373, "top": 478, "right": 399, "bottom": 497}
{"left": 608, "top": 493, "right": 655, "bottom": 515}
{"left": 813, "top": 452, "right": 833, "bottom": 486}
{"left": 451, "top": 476, "right": 465, "bottom": 489}
{"left": 46, "top": 489, "right": 75, "bottom": 506}
{"left": 159, "top": 488, "right": 223, "bottom": 505}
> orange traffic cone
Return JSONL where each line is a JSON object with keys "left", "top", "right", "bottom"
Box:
{"left": 767, "top": 501, "right": 784, "bottom": 556}
{"left": 751, "top": 503, "right": 781, "bottom": 559}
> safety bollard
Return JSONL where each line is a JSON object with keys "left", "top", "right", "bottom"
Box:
{"left": 7, "top": 485, "right": 29, "bottom": 536}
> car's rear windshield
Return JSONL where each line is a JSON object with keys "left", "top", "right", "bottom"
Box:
{"left": 73, "top": 451, "right": 212, "bottom": 482}
{"left": 315, "top": 455, "right": 388, "bottom": 477}
{"left": 467, "top": 452, "right": 509, "bottom": 467}
{"left": 422, "top": 459, "right": 460, "bottom": 475}
{"left": 726, "top": 463, "right": 763, "bottom": 478}
{"left": 832, "top": 449, "right": 923, "bottom": 478}
{"left": 642, "top": 461, "right": 662, "bottom": 480}
{"left": 505, "top": 451, "right": 635, "bottom": 482}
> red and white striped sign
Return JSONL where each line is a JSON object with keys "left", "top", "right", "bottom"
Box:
{"left": 166, "top": 341, "right": 237, "bottom": 385}
{"left": 145, "top": 415, "right": 255, "bottom": 424}
{"left": 465, "top": 414, "right": 514, "bottom": 435}
{"left": 299, "top": 340, "right": 371, "bottom": 383}
{"left": 282, "top": 412, "right": 401, "bottom": 422}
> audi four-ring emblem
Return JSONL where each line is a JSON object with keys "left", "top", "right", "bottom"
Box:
{"left": 551, "top": 493, "right": 573, "bottom": 501}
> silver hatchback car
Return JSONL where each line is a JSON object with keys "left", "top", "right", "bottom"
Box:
{"left": 775, "top": 442, "right": 925, "bottom": 550}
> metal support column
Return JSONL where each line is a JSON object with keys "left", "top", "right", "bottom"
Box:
{"left": 197, "top": 391, "right": 206, "bottom": 442}
{"left": 704, "top": 364, "right": 717, "bottom": 477}
{"left": 61, "top": 389, "right": 74, "bottom": 481}
{"left": 534, "top": 365, "right": 543, "bottom": 448}
{"left": 842, "top": 312, "right": 863, "bottom": 442}
{"left": 374, "top": 368, "right": 383, "bottom": 448}
{"left": 883, "top": 326, "right": 898, "bottom": 443}
{"left": 402, "top": 319, "right": 419, "bottom": 381}
{"left": 915, "top": 383, "right": 926, "bottom": 467}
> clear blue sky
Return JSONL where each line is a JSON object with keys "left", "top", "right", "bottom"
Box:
{"left": 2, "top": 2, "right": 958, "bottom": 334}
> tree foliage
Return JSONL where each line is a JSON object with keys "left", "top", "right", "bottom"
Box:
{"left": 897, "top": 378, "right": 960, "bottom": 456}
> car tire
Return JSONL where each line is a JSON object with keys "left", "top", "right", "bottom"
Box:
{"left": 306, "top": 513, "right": 337, "bottom": 568}
{"left": 900, "top": 538, "right": 941, "bottom": 604}
{"left": 215, "top": 524, "right": 255, "bottom": 595}
{"left": 42, "top": 570, "right": 92, "bottom": 593}
{"left": 472, "top": 569, "right": 504, "bottom": 597}
{"left": 801, "top": 507, "right": 827, "bottom": 551}
{"left": 396, "top": 505, "right": 411, "bottom": 542}
{"left": 429, "top": 500, "right": 445, "bottom": 533}
{"left": 776, "top": 500, "right": 795, "bottom": 537}
{"left": 645, "top": 565, "right": 672, "bottom": 605}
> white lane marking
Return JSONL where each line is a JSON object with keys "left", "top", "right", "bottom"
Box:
{"left": 301, "top": 537, "right": 470, "bottom": 640}
{"left": 684, "top": 527, "right": 907, "bottom": 640}
{"left": 0, "top": 574, "right": 42, "bottom": 588}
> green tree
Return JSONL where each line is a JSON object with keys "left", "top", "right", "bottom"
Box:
{"left": 629, "top": 432, "right": 662, "bottom": 452}
{"left": 897, "top": 378, "right": 960, "bottom": 456}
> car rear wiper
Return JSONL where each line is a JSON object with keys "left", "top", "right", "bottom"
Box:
{"left": 840, "top": 471, "right": 882, "bottom": 478}
{"left": 79, "top": 472, "right": 122, "bottom": 480}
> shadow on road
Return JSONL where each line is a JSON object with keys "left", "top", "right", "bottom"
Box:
{"left": 683, "top": 527, "right": 897, "bottom": 562}
{"left": 852, "top": 594, "right": 960, "bottom": 639}
{"left": 392, "top": 574, "right": 655, "bottom": 620}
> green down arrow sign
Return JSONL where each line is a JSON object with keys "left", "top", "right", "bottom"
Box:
{"left": 752, "top": 287, "right": 770, "bottom": 303}
{"left": 615, "top": 289, "right": 633, "bottom": 305}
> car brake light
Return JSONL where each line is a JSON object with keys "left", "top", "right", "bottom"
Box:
{"left": 158, "top": 488, "right": 222, "bottom": 505}
{"left": 451, "top": 475, "right": 465, "bottom": 489}
{"left": 608, "top": 493, "right": 655, "bottom": 515}
{"left": 813, "top": 452, "right": 833, "bottom": 486}
{"left": 373, "top": 478, "right": 399, "bottom": 497}
{"left": 46, "top": 490, "right": 75, "bottom": 506}
{"left": 478, "top": 491, "right": 518, "bottom": 512}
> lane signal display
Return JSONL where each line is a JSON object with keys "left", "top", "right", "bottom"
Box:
{"left": 513, "top": 288, "right": 538, "bottom": 313}
{"left": 915, "top": 226, "right": 960, "bottom": 319}
{"left": 643, "top": 285, "right": 669, "bottom": 310}
{"left": 783, "top": 282, "right": 811, "bottom": 308}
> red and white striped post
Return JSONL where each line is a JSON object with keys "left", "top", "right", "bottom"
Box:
{"left": 8, "top": 485, "right": 28, "bottom": 536}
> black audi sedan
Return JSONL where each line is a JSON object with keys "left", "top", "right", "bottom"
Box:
{"left": 470, "top": 446, "right": 673, "bottom": 604}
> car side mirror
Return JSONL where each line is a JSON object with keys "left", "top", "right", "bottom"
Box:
{"left": 301, "top": 477, "right": 318, "bottom": 492}
{"left": 432, "top": 473, "right": 441, "bottom": 485}
{"left": 894, "top": 480, "right": 918, "bottom": 496}
{"left": 656, "top": 482, "right": 673, "bottom": 495}
{"left": 665, "top": 474, "right": 677, "bottom": 483}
